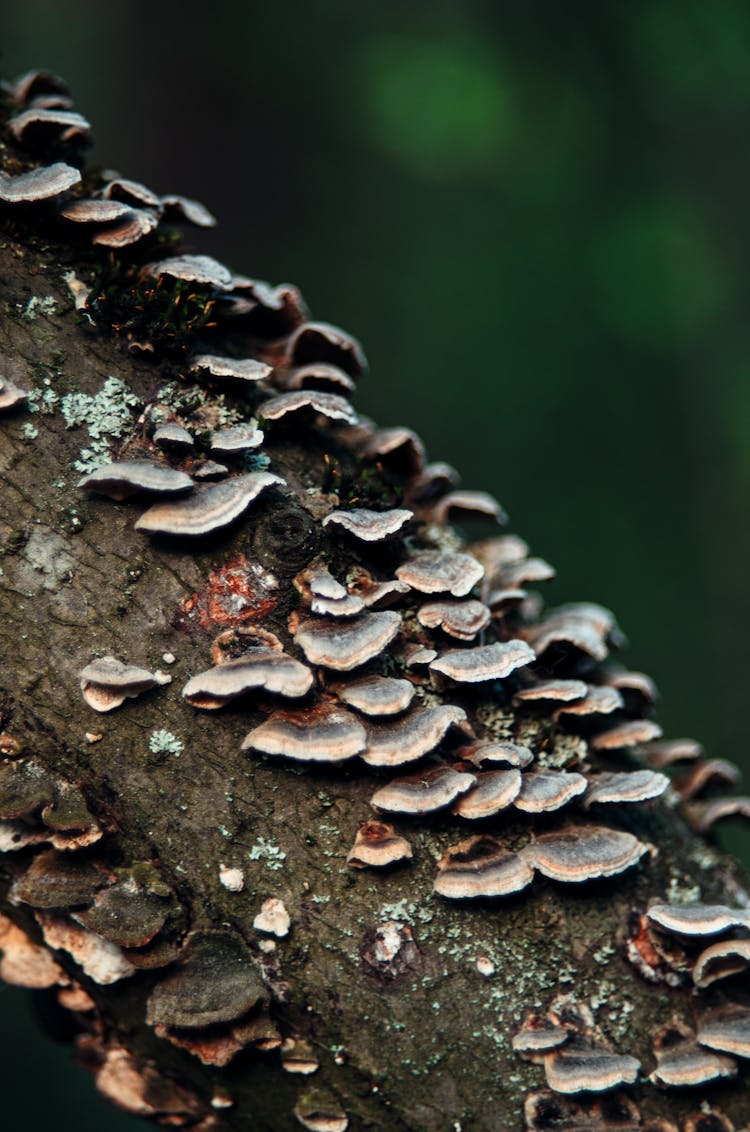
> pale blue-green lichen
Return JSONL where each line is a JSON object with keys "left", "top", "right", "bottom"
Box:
{"left": 248, "top": 836, "right": 286, "bottom": 870}
{"left": 20, "top": 295, "right": 57, "bottom": 320}
{"left": 61, "top": 376, "right": 141, "bottom": 473}
{"left": 148, "top": 729, "right": 184, "bottom": 756}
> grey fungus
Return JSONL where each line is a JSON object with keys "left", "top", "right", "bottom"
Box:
{"left": 209, "top": 422, "right": 264, "bottom": 455}
{"left": 555, "top": 686, "right": 624, "bottom": 718}
{"left": 543, "top": 1038, "right": 640, "bottom": 1095}
{"left": 294, "top": 564, "right": 364, "bottom": 619}
{"left": 649, "top": 1023, "right": 737, "bottom": 1088}
{"left": 11, "top": 848, "right": 109, "bottom": 909}
{"left": 459, "top": 740, "right": 534, "bottom": 769}
{"left": 102, "top": 176, "right": 162, "bottom": 208}
{"left": 241, "top": 704, "right": 366, "bottom": 764}
{"left": 286, "top": 320, "right": 366, "bottom": 377}
{"left": 362, "top": 427, "right": 426, "bottom": 474}
{"left": 370, "top": 766, "right": 476, "bottom": 815}
{"left": 332, "top": 674, "right": 414, "bottom": 717}
{"left": 590, "top": 720, "right": 664, "bottom": 751}
{"left": 522, "top": 826, "right": 648, "bottom": 883}
{"left": 294, "top": 611, "right": 401, "bottom": 671}
{"left": 434, "top": 836, "right": 534, "bottom": 900}
{"left": 425, "top": 489, "right": 507, "bottom": 526}
{"left": 9, "top": 107, "right": 91, "bottom": 144}
{"left": 160, "top": 194, "right": 217, "bottom": 228}
{"left": 188, "top": 354, "right": 272, "bottom": 385}
{"left": 514, "top": 771, "right": 588, "bottom": 814}
{"left": 523, "top": 1091, "right": 643, "bottom": 1132}
{"left": 260, "top": 390, "right": 358, "bottom": 426}
{"left": 293, "top": 1090, "right": 349, "bottom": 1132}
{"left": 647, "top": 901, "right": 750, "bottom": 939}
{"left": 322, "top": 507, "right": 413, "bottom": 542}
{"left": 153, "top": 422, "right": 194, "bottom": 450}
{"left": 192, "top": 460, "right": 229, "bottom": 481}
{"left": 453, "top": 768, "right": 523, "bottom": 819}
{"left": 135, "top": 472, "right": 285, "bottom": 537}
{"left": 92, "top": 209, "right": 159, "bottom": 248}
{"left": 584, "top": 770, "right": 670, "bottom": 808}
{"left": 284, "top": 362, "right": 356, "bottom": 394}
{"left": 79, "top": 656, "right": 163, "bottom": 713}
{"left": 61, "top": 198, "right": 133, "bottom": 223}
{"left": 346, "top": 820, "right": 413, "bottom": 868}
{"left": 360, "top": 704, "right": 469, "bottom": 768}
{"left": 430, "top": 639, "right": 536, "bottom": 684}
{"left": 493, "top": 556, "right": 556, "bottom": 589}
{"left": 395, "top": 550, "right": 484, "bottom": 597}
{"left": 514, "top": 679, "right": 589, "bottom": 705}
{"left": 145, "top": 254, "right": 233, "bottom": 289}
{"left": 0, "top": 161, "right": 81, "bottom": 203}
{"left": 79, "top": 460, "right": 193, "bottom": 501}
{"left": 641, "top": 737, "right": 704, "bottom": 769}
{"left": 688, "top": 796, "right": 750, "bottom": 833}
{"left": 512, "top": 1014, "right": 569, "bottom": 1055}
{"left": 675, "top": 758, "right": 741, "bottom": 802}
{"left": 417, "top": 598, "right": 491, "bottom": 641}
{"left": 182, "top": 650, "right": 313, "bottom": 708}
{"left": 697, "top": 1005, "right": 750, "bottom": 1060}
{"left": 281, "top": 1039, "right": 319, "bottom": 1075}
{"left": 692, "top": 939, "right": 750, "bottom": 988}
{"left": 8, "top": 69, "right": 70, "bottom": 106}
{"left": 346, "top": 567, "right": 410, "bottom": 609}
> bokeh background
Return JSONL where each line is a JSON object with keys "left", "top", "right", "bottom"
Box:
{"left": 2, "top": 0, "right": 750, "bottom": 1127}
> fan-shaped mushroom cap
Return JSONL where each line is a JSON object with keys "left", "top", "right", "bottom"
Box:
{"left": 514, "top": 679, "right": 589, "bottom": 705}
{"left": 0, "top": 378, "right": 28, "bottom": 411}
{"left": 693, "top": 939, "right": 750, "bottom": 988}
{"left": 11, "top": 848, "right": 109, "bottom": 909}
{"left": 453, "top": 769, "right": 523, "bottom": 819}
{"left": 36, "top": 914, "right": 135, "bottom": 985}
{"left": 293, "top": 1089, "right": 349, "bottom": 1132}
{"left": 0, "top": 162, "right": 81, "bottom": 203}
{"left": 697, "top": 1005, "right": 750, "bottom": 1059}
{"left": 523, "top": 826, "right": 648, "bottom": 883}
{"left": 91, "top": 208, "right": 159, "bottom": 248}
{"left": 253, "top": 897, "right": 290, "bottom": 938}
{"left": 370, "top": 766, "right": 476, "bottom": 814}
{"left": 430, "top": 639, "right": 536, "bottom": 683}
{"left": 0, "top": 913, "right": 64, "bottom": 989}
{"left": 556, "top": 686, "right": 624, "bottom": 718}
{"left": 361, "top": 705, "right": 469, "bottom": 767}
{"left": 417, "top": 599, "right": 491, "bottom": 641}
{"left": 210, "top": 422, "right": 264, "bottom": 455}
{"left": 527, "top": 605, "right": 620, "bottom": 662}
{"left": 676, "top": 759, "right": 741, "bottom": 802}
{"left": 79, "top": 656, "right": 161, "bottom": 712}
{"left": 241, "top": 704, "right": 366, "bottom": 763}
{"left": 193, "top": 460, "right": 228, "bottom": 481}
{"left": 79, "top": 460, "right": 193, "bottom": 500}
{"left": 322, "top": 508, "right": 413, "bottom": 542}
{"left": 61, "top": 198, "right": 133, "bottom": 223}
{"left": 470, "top": 534, "right": 529, "bottom": 576}
{"left": 608, "top": 669, "right": 658, "bottom": 704}
{"left": 512, "top": 1014, "right": 569, "bottom": 1055}
{"left": 294, "top": 564, "right": 365, "bottom": 619}
{"left": 146, "top": 929, "right": 265, "bottom": 1029}
{"left": 544, "top": 1038, "right": 640, "bottom": 1094}
{"left": 294, "top": 611, "right": 401, "bottom": 671}
{"left": 8, "top": 69, "right": 70, "bottom": 105}
{"left": 515, "top": 771, "right": 588, "bottom": 814}
{"left": 102, "top": 176, "right": 161, "bottom": 208}
{"left": 182, "top": 651, "right": 313, "bottom": 708}
{"left": 284, "top": 362, "right": 356, "bottom": 394}
{"left": 407, "top": 461, "right": 460, "bottom": 503}
{"left": 493, "top": 557, "right": 556, "bottom": 590}
{"left": 188, "top": 354, "right": 272, "bottom": 384}
{"left": 287, "top": 320, "right": 366, "bottom": 376}
{"left": 641, "top": 738, "right": 703, "bottom": 769}
{"left": 459, "top": 740, "right": 534, "bottom": 769}
{"left": 434, "top": 836, "right": 534, "bottom": 899}
{"left": 153, "top": 422, "right": 194, "bottom": 450}
{"left": 135, "top": 472, "right": 284, "bottom": 536}
{"left": 9, "top": 107, "right": 91, "bottom": 143}
{"left": 160, "top": 194, "right": 216, "bottom": 228}
{"left": 346, "top": 568, "right": 410, "bottom": 609}
{"left": 688, "top": 797, "right": 750, "bottom": 833}
{"left": 590, "top": 720, "right": 663, "bottom": 751}
{"left": 362, "top": 427, "right": 426, "bottom": 473}
{"left": 396, "top": 551, "right": 484, "bottom": 597}
{"left": 346, "top": 821, "right": 413, "bottom": 868}
{"left": 647, "top": 902, "right": 750, "bottom": 939}
{"left": 145, "top": 254, "right": 233, "bottom": 288}
{"left": 426, "top": 490, "right": 507, "bottom": 526}
{"left": 332, "top": 675, "right": 414, "bottom": 717}
{"left": 523, "top": 1092, "right": 644, "bottom": 1132}
{"left": 261, "top": 390, "right": 357, "bottom": 426}
{"left": 649, "top": 1023, "right": 737, "bottom": 1088}
{"left": 584, "top": 771, "right": 669, "bottom": 807}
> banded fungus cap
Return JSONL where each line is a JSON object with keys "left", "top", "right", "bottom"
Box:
{"left": 523, "top": 1091, "right": 644, "bottom": 1131}
{"left": 8, "top": 69, "right": 70, "bottom": 105}
{"left": 281, "top": 1039, "right": 319, "bottom": 1075}
{"left": 641, "top": 738, "right": 704, "bottom": 769}
{"left": 241, "top": 703, "right": 366, "bottom": 763}
{"left": 395, "top": 551, "right": 484, "bottom": 597}
{"left": 284, "top": 362, "right": 356, "bottom": 394}
{"left": 102, "top": 176, "right": 162, "bottom": 208}
{"left": 434, "top": 836, "right": 534, "bottom": 900}
{"left": 294, "top": 611, "right": 401, "bottom": 671}
{"left": 135, "top": 472, "right": 285, "bottom": 537}
{"left": 361, "top": 427, "right": 426, "bottom": 474}
{"left": 555, "top": 686, "right": 624, "bottom": 718}
{"left": 676, "top": 759, "right": 741, "bottom": 802}
{"left": 514, "top": 679, "right": 589, "bottom": 705}
{"left": 406, "top": 461, "right": 460, "bottom": 503}
{"left": 294, "top": 564, "right": 365, "bottom": 619}
{"left": 459, "top": 740, "right": 534, "bottom": 769}
{"left": 511, "top": 1014, "right": 569, "bottom": 1055}
{"left": 9, "top": 107, "right": 91, "bottom": 143}
{"left": 346, "top": 567, "right": 410, "bottom": 609}
{"left": 646, "top": 902, "right": 750, "bottom": 939}
{"left": 153, "top": 422, "right": 194, "bottom": 450}
{"left": 79, "top": 656, "right": 161, "bottom": 712}
{"left": 696, "top": 1005, "right": 750, "bottom": 1059}
{"left": 514, "top": 771, "right": 588, "bottom": 814}
{"left": 688, "top": 797, "right": 750, "bottom": 833}
{"left": 607, "top": 668, "right": 659, "bottom": 705}
{"left": 91, "top": 209, "right": 160, "bottom": 247}
{"left": 543, "top": 1039, "right": 640, "bottom": 1095}
{"left": 649, "top": 1023, "right": 737, "bottom": 1088}
{"left": 522, "top": 826, "right": 649, "bottom": 883}
{"left": 260, "top": 390, "right": 357, "bottom": 426}
{"left": 182, "top": 651, "right": 313, "bottom": 708}
{"left": 494, "top": 556, "right": 556, "bottom": 588}
{"left": 61, "top": 198, "right": 133, "bottom": 223}
{"left": 286, "top": 320, "right": 366, "bottom": 376}
{"left": 210, "top": 422, "right": 264, "bottom": 455}
{"left": 470, "top": 534, "right": 529, "bottom": 578}
{"left": 425, "top": 489, "right": 507, "bottom": 526}
{"left": 160, "top": 194, "right": 217, "bottom": 228}
{"left": 188, "top": 354, "right": 272, "bottom": 384}
{"left": 144, "top": 254, "right": 233, "bottom": 289}
{"left": 346, "top": 820, "right": 413, "bottom": 868}
{"left": 453, "top": 768, "right": 523, "bottom": 819}
{"left": 79, "top": 460, "right": 193, "bottom": 500}
{"left": 332, "top": 674, "right": 414, "bottom": 717}
{"left": 0, "top": 161, "right": 81, "bottom": 203}
{"left": 430, "top": 639, "right": 536, "bottom": 684}
{"left": 417, "top": 599, "right": 491, "bottom": 641}
{"left": 584, "top": 770, "right": 670, "bottom": 808}
{"left": 293, "top": 1089, "right": 349, "bottom": 1132}
{"left": 11, "top": 848, "right": 109, "bottom": 909}
{"left": 361, "top": 704, "right": 470, "bottom": 768}
{"left": 590, "top": 720, "right": 664, "bottom": 752}
{"left": 146, "top": 929, "right": 265, "bottom": 1030}
{"left": 322, "top": 508, "right": 413, "bottom": 542}
{"left": 693, "top": 939, "right": 750, "bottom": 988}
{"left": 370, "top": 766, "right": 476, "bottom": 814}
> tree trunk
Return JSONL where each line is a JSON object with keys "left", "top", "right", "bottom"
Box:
{"left": 2, "top": 79, "right": 750, "bottom": 1132}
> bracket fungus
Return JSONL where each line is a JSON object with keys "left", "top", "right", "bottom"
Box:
{"left": 3, "top": 66, "right": 750, "bottom": 1132}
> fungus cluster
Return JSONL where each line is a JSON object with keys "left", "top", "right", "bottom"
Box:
{"left": 1, "top": 68, "right": 750, "bottom": 1132}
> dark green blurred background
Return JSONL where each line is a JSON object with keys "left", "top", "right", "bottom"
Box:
{"left": 2, "top": 0, "right": 750, "bottom": 1127}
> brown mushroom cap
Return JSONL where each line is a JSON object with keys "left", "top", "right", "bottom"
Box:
{"left": 79, "top": 656, "right": 161, "bottom": 712}
{"left": 135, "top": 472, "right": 284, "bottom": 536}
{"left": 696, "top": 1005, "right": 750, "bottom": 1059}
{"left": 556, "top": 686, "right": 624, "bottom": 718}
{"left": 514, "top": 679, "right": 589, "bottom": 705}
{"left": 322, "top": 508, "right": 413, "bottom": 542}
{"left": 523, "top": 826, "right": 648, "bottom": 883}
{"left": 332, "top": 675, "right": 414, "bottom": 717}
{"left": 287, "top": 320, "right": 366, "bottom": 376}
{"left": 361, "top": 705, "right": 469, "bottom": 767}
{"left": 514, "top": 771, "right": 588, "bottom": 814}
{"left": 370, "top": 766, "right": 476, "bottom": 814}
{"left": 241, "top": 704, "right": 366, "bottom": 763}
{"left": 79, "top": 460, "right": 193, "bottom": 500}
{"left": 434, "top": 836, "right": 534, "bottom": 899}
{"left": 11, "top": 848, "right": 109, "bottom": 909}
{"left": 396, "top": 551, "right": 484, "bottom": 597}
{"left": 91, "top": 208, "right": 159, "bottom": 248}
{"left": 675, "top": 759, "right": 741, "bottom": 802}
{"left": 494, "top": 557, "right": 557, "bottom": 589}
{"left": 544, "top": 1038, "right": 640, "bottom": 1094}
{"left": 182, "top": 651, "right": 313, "bottom": 708}
{"left": 641, "top": 738, "right": 704, "bottom": 769}
{"left": 688, "top": 796, "right": 750, "bottom": 833}
{"left": 453, "top": 769, "right": 523, "bottom": 819}
{"left": 146, "top": 929, "right": 265, "bottom": 1029}
{"left": 160, "top": 193, "right": 216, "bottom": 228}
{"left": 61, "top": 198, "right": 133, "bottom": 223}
{"left": 346, "top": 820, "right": 413, "bottom": 868}
{"left": 590, "top": 720, "right": 664, "bottom": 751}
{"left": 294, "top": 611, "right": 401, "bottom": 671}
{"left": 293, "top": 1089, "right": 349, "bottom": 1132}
{"left": 430, "top": 639, "right": 536, "bottom": 683}
{"left": 188, "top": 354, "right": 272, "bottom": 384}
{"left": 693, "top": 939, "right": 750, "bottom": 988}
{"left": 9, "top": 107, "right": 91, "bottom": 143}
{"left": 417, "top": 599, "right": 491, "bottom": 641}
{"left": 0, "top": 161, "right": 81, "bottom": 203}
{"left": 647, "top": 902, "right": 750, "bottom": 939}
{"left": 145, "top": 255, "right": 233, "bottom": 288}
{"left": 584, "top": 770, "right": 670, "bottom": 807}
{"left": 261, "top": 390, "right": 357, "bottom": 426}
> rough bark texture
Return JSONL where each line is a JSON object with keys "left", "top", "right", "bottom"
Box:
{"left": 2, "top": 78, "right": 750, "bottom": 1132}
